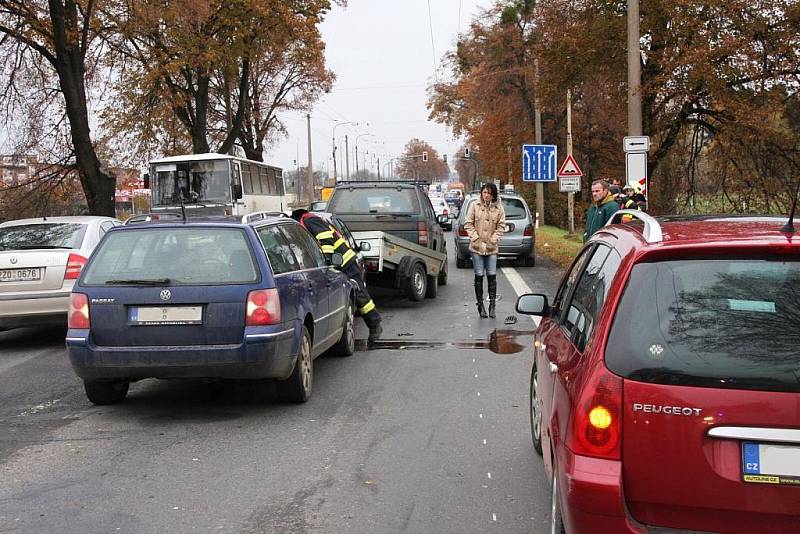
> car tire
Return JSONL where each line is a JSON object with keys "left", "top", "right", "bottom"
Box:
{"left": 406, "top": 262, "right": 427, "bottom": 301}
{"left": 425, "top": 273, "right": 438, "bottom": 299}
{"left": 438, "top": 258, "right": 448, "bottom": 286}
{"left": 277, "top": 326, "right": 313, "bottom": 403}
{"left": 530, "top": 363, "right": 543, "bottom": 455}
{"left": 524, "top": 253, "right": 536, "bottom": 267}
{"left": 84, "top": 380, "right": 129, "bottom": 405}
{"left": 329, "top": 298, "right": 355, "bottom": 357}
{"left": 551, "top": 460, "right": 566, "bottom": 534}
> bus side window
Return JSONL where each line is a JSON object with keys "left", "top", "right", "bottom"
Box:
{"left": 241, "top": 163, "right": 254, "bottom": 194}
{"left": 259, "top": 166, "right": 272, "bottom": 195}
{"left": 276, "top": 170, "right": 285, "bottom": 195}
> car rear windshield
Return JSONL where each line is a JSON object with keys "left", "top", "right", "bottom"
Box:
{"left": 328, "top": 188, "right": 420, "bottom": 214}
{"left": 82, "top": 227, "right": 258, "bottom": 285}
{"left": 502, "top": 198, "right": 528, "bottom": 220}
{"left": 606, "top": 257, "right": 800, "bottom": 393}
{"left": 0, "top": 223, "right": 87, "bottom": 251}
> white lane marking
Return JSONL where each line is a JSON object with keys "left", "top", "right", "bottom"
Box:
{"left": 487, "top": 472, "right": 492, "bottom": 479}
{"left": 479, "top": 413, "right": 483, "bottom": 419}
{"left": 501, "top": 266, "right": 541, "bottom": 327}
{"left": 492, "top": 513, "right": 497, "bottom": 522}
{"left": 472, "top": 358, "right": 476, "bottom": 363}
{"left": 483, "top": 439, "right": 487, "bottom": 445}
{"left": 477, "top": 392, "right": 480, "bottom": 396}
{"left": 474, "top": 374, "right": 478, "bottom": 378}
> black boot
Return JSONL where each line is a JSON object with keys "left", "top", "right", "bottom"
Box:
{"left": 474, "top": 275, "right": 488, "bottom": 318}
{"left": 487, "top": 275, "right": 497, "bottom": 318}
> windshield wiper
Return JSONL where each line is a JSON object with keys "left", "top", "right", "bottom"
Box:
{"left": 105, "top": 278, "right": 172, "bottom": 286}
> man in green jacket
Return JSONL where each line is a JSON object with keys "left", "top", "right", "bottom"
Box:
{"left": 583, "top": 179, "right": 620, "bottom": 242}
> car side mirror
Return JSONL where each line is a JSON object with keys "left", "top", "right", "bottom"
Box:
{"left": 359, "top": 241, "right": 371, "bottom": 252}
{"left": 516, "top": 294, "right": 549, "bottom": 316}
{"left": 233, "top": 183, "right": 243, "bottom": 200}
{"left": 330, "top": 252, "right": 344, "bottom": 268}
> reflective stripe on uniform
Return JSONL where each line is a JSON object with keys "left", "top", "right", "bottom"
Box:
{"left": 359, "top": 300, "right": 376, "bottom": 314}
{"left": 316, "top": 230, "right": 335, "bottom": 240}
{"left": 342, "top": 249, "right": 356, "bottom": 265}
{"left": 320, "top": 245, "right": 335, "bottom": 253}
{"left": 332, "top": 237, "right": 346, "bottom": 250}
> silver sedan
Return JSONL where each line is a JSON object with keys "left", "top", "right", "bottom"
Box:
{"left": 0, "top": 216, "right": 121, "bottom": 330}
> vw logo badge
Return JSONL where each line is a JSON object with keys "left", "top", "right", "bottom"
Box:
{"left": 9, "top": 256, "right": 17, "bottom": 264}
{"left": 160, "top": 289, "right": 172, "bottom": 301}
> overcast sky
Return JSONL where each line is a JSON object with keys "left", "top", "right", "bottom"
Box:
{"left": 267, "top": 0, "right": 494, "bottom": 177}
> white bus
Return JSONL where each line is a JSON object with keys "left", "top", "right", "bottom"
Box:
{"left": 146, "top": 153, "right": 286, "bottom": 217}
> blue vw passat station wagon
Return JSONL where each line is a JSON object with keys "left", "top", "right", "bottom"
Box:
{"left": 65, "top": 215, "right": 356, "bottom": 405}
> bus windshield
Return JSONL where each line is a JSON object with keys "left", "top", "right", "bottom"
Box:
{"left": 152, "top": 159, "right": 232, "bottom": 206}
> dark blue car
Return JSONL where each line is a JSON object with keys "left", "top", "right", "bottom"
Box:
{"left": 65, "top": 216, "right": 356, "bottom": 405}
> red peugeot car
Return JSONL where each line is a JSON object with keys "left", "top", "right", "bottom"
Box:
{"left": 516, "top": 212, "right": 799, "bottom": 533}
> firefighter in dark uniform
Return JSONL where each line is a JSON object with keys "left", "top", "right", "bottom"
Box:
{"left": 291, "top": 209, "right": 383, "bottom": 341}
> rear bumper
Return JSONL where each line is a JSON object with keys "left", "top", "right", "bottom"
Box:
{"left": 453, "top": 237, "right": 535, "bottom": 258}
{"left": 557, "top": 447, "right": 645, "bottom": 534}
{"left": 0, "top": 291, "right": 69, "bottom": 328}
{"left": 65, "top": 325, "right": 297, "bottom": 381}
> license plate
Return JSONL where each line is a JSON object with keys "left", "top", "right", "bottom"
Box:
{"left": 0, "top": 267, "right": 42, "bottom": 282}
{"left": 129, "top": 306, "right": 203, "bottom": 325}
{"left": 742, "top": 441, "right": 800, "bottom": 485}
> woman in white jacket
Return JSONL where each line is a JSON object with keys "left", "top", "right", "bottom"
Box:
{"left": 464, "top": 183, "right": 505, "bottom": 318}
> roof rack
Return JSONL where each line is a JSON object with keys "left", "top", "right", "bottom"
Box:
{"left": 607, "top": 210, "right": 663, "bottom": 243}
{"left": 241, "top": 211, "right": 288, "bottom": 224}
{"left": 124, "top": 212, "right": 184, "bottom": 225}
{"left": 336, "top": 180, "right": 430, "bottom": 186}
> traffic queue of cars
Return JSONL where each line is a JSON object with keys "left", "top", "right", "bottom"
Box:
{"left": 516, "top": 211, "right": 800, "bottom": 533}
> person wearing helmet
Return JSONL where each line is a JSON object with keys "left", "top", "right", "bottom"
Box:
{"left": 291, "top": 209, "right": 383, "bottom": 341}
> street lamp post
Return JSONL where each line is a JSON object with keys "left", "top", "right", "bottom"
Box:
{"left": 354, "top": 133, "right": 374, "bottom": 178}
{"left": 332, "top": 121, "right": 357, "bottom": 183}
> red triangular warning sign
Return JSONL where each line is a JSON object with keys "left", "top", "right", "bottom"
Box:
{"left": 557, "top": 154, "right": 583, "bottom": 177}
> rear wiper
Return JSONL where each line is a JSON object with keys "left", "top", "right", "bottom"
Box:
{"left": 105, "top": 278, "right": 172, "bottom": 286}
{"left": 374, "top": 214, "right": 412, "bottom": 218}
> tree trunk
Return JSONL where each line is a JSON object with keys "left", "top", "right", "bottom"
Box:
{"left": 48, "top": 0, "right": 115, "bottom": 216}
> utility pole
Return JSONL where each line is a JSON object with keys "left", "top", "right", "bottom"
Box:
{"left": 506, "top": 139, "right": 512, "bottom": 188}
{"left": 534, "top": 58, "right": 545, "bottom": 226}
{"left": 566, "top": 90, "right": 575, "bottom": 235}
{"left": 345, "top": 135, "right": 350, "bottom": 180}
{"left": 306, "top": 114, "right": 313, "bottom": 204}
{"left": 628, "top": 0, "right": 642, "bottom": 136}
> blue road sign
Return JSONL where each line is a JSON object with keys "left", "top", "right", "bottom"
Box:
{"left": 522, "top": 144, "right": 557, "bottom": 182}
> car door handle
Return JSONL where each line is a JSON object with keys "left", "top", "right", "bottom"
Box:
{"left": 548, "top": 362, "right": 558, "bottom": 373}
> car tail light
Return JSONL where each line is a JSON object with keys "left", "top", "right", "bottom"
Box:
{"left": 566, "top": 363, "right": 623, "bottom": 460}
{"left": 523, "top": 224, "right": 534, "bottom": 237}
{"left": 64, "top": 253, "right": 88, "bottom": 280}
{"left": 246, "top": 289, "right": 280, "bottom": 326}
{"left": 68, "top": 293, "right": 90, "bottom": 329}
{"left": 418, "top": 222, "right": 428, "bottom": 246}
{"left": 458, "top": 225, "right": 469, "bottom": 237}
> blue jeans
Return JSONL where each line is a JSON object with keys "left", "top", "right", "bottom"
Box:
{"left": 471, "top": 252, "right": 497, "bottom": 276}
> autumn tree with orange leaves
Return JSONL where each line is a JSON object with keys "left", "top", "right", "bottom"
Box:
{"left": 394, "top": 139, "right": 450, "bottom": 182}
{"left": 429, "top": 0, "right": 800, "bottom": 227}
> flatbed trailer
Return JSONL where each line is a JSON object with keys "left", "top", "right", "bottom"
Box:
{"left": 352, "top": 230, "right": 448, "bottom": 301}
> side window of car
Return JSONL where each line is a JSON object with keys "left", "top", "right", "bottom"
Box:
{"left": 256, "top": 225, "right": 299, "bottom": 275}
{"left": 551, "top": 245, "right": 595, "bottom": 320}
{"left": 279, "top": 224, "right": 327, "bottom": 270}
{"left": 562, "top": 245, "right": 622, "bottom": 352}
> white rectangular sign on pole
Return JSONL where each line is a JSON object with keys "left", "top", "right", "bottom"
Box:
{"left": 626, "top": 152, "right": 648, "bottom": 194}
{"left": 559, "top": 176, "right": 581, "bottom": 192}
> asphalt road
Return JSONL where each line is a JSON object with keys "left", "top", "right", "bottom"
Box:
{"left": 0, "top": 246, "right": 564, "bottom": 534}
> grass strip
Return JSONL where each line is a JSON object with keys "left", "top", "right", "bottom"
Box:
{"left": 535, "top": 225, "right": 584, "bottom": 267}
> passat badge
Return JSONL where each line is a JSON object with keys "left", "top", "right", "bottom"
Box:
{"left": 160, "top": 289, "right": 171, "bottom": 301}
